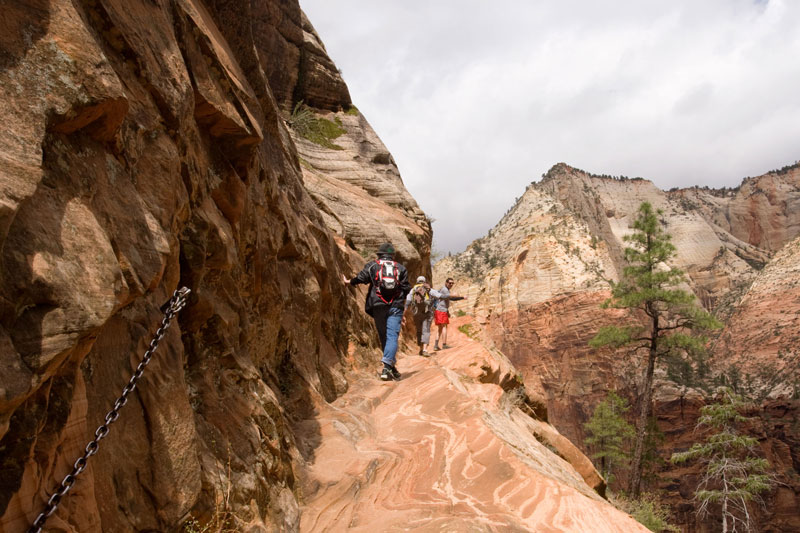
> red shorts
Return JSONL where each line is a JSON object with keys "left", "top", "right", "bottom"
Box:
{"left": 434, "top": 310, "right": 449, "bottom": 325}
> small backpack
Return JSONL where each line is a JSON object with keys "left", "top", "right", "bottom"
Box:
{"left": 411, "top": 284, "right": 430, "bottom": 316}
{"left": 374, "top": 259, "right": 399, "bottom": 303}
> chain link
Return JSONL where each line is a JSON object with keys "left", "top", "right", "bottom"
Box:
{"left": 28, "top": 287, "right": 191, "bottom": 533}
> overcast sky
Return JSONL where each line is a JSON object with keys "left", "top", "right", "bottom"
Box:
{"left": 301, "top": 0, "right": 800, "bottom": 255}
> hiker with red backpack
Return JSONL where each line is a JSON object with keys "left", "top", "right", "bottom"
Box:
{"left": 405, "top": 276, "right": 434, "bottom": 356}
{"left": 343, "top": 242, "right": 411, "bottom": 381}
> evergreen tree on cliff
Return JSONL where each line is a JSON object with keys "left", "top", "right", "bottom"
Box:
{"left": 590, "top": 202, "right": 722, "bottom": 498}
{"left": 584, "top": 391, "right": 635, "bottom": 485}
{"left": 671, "top": 388, "right": 772, "bottom": 533}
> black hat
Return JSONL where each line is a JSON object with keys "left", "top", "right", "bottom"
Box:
{"left": 377, "top": 242, "right": 395, "bottom": 255}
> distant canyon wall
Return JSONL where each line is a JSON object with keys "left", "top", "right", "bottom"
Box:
{"left": 436, "top": 163, "right": 800, "bottom": 424}
{"left": 435, "top": 162, "right": 800, "bottom": 531}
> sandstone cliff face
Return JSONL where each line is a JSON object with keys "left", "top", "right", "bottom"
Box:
{"left": 435, "top": 164, "right": 800, "bottom": 429}
{"left": 536, "top": 164, "right": 769, "bottom": 311}
{"left": 434, "top": 162, "right": 800, "bottom": 530}
{"left": 0, "top": 1, "right": 421, "bottom": 532}
{"left": 291, "top": 110, "right": 432, "bottom": 279}
{"left": 712, "top": 236, "right": 800, "bottom": 395}
{"left": 435, "top": 164, "right": 760, "bottom": 437}
{"left": 674, "top": 164, "right": 800, "bottom": 254}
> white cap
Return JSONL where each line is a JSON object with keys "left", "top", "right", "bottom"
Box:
{"left": 416, "top": 276, "right": 426, "bottom": 283}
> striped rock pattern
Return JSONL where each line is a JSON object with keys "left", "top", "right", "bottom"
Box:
{"left": 296, "top": 317, "right": 649, "bottom": 532}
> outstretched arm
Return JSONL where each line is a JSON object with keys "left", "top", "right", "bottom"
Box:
{"left": 347, "top": 262, "right": 374, "bottom": 286}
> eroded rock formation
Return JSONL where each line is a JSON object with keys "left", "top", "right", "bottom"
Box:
{"left": 291, "top": 109, "right": 432, "bottom": 279}
{"left": 435, "top": 163, "right": 800, "bottom": 432}
{"left": 674, "top": 165, "right": 800, "bottom": 255}
{"left": 0, "top": 1, "right": 423, "bottom": 531}
{"left": 712, "top": 236, "right": 800, "bottom": 389}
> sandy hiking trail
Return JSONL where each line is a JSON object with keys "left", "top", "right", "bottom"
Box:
{"left": 294, "top": 316, "right": 648, "bottom": 532}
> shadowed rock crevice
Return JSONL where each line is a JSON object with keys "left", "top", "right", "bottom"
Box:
{"left": 0, "top": 383, "right": 49, "bottom": 515}
{"left": 82, "top": 0, "right": 194, "bottom": 129}
{"left": 49, "top": 98, "right": 130, "bottom": 143}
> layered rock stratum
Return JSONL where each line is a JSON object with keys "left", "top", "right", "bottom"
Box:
{"left": 291, "top": 110, "right": 432, "bottom": 279}
{"left": 434, "top": 162, "right": 800, "bottom": 531}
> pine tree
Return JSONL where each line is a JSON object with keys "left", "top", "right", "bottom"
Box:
{"left": 584, "top": 391, "right": 635, "bottom": 485}
{"left": 590, "top": 202, "right": 722, "bottom": 498}
{"left": 671, "top": 389, "right": 773, "bottom": 533}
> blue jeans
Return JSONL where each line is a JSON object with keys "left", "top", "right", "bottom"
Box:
{"left": 372, "top": 306, "right": 404, "bottom": 367}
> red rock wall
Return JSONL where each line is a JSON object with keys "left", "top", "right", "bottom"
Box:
{"left": 485, "top": 282, "right": 800, "bottom": 532}
{"left": 0, "top": 1, "right": 417, "bottom": 531}
{"left": 484, "top": 292, "right": 631, "bottom": 445}
{"left": 654, "top": 395, "right": 800, "bottom": 532}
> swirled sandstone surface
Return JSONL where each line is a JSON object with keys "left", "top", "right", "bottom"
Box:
{"left": 296, "top": 317, "right": 649, "bottom": 533}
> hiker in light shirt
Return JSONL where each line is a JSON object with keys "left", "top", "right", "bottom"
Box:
{"left": 431, "top": 277, "right": 464, "bottom": 350}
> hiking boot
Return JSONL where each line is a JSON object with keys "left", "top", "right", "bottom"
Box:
{"left": 379, "top": 367, "right": 392, "bottom": 381}
{"left": 442, "top": 344, "right": 451, "bottom": 350}
{"left": 434, "top": 343, "right": 440, "bottom": 351}
{"left": 420, "top": 350, "right": 430, "bottom": 357}
{"left": 389, "top": 366, "right": 402, "bottom": 380}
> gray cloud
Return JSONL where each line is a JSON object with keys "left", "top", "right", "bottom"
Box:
{"left": 301, "top": 0, "right": 800, "bottom": 254}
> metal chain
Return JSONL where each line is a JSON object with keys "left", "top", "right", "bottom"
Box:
{"left": 28, "top": 287, "right": 191, "bottom": 533}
